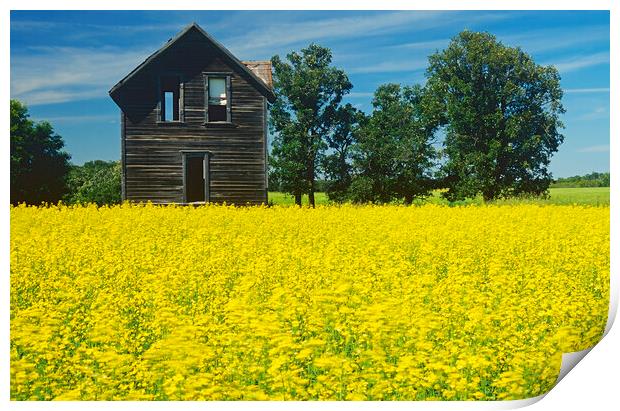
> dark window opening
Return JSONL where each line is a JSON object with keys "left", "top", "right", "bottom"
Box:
{"left": 207, "top": 76, "right": 229, "bottom": 122}
{"left": 160, "top": 75, "right": 181, "bottom": 122}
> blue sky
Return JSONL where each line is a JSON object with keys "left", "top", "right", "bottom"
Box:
{"left": 10, "top": 10, "right": 610, "bottom": 177}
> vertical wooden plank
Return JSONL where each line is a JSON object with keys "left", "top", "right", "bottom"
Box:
{"left": 182, "top": 153, "right": 187, "bottom": 203}
{"left": 204, "top": 153, "right": 210, "bottom": 202}
{"left": 179, "top": 75, "right": 185, "bottom": 123}
{"left": 204, "top": 74, "right": 209, "bottom": 124}
{"left": 226, "top": 75, "right": 232, "bottom": 123}
{"left": 156, "top": 75, "right": 162, "bottom": 122}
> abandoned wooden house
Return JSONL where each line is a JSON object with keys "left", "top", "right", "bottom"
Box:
{"left": 109, "top": 23, "right": 275, "bottom": 205}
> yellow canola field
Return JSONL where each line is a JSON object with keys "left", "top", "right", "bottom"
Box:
{"left": 10, "top": 203, "right": 609, "bottom": 401}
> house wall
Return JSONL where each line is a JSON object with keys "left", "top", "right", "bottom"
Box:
{"left": 115, "top": 28, "right": 268, "bottom": 205}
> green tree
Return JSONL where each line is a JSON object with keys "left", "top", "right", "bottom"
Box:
{"left": 65, "top": 160, "right": 122, "bottom": 205}
{"left": 270, "top": 44, "right": 352, "bottom": 206}
{"left": 10, "top": 99, "right": 71, "bottom": 205}
{"left": 350, "top": 84, "right": 437, "bottom": 204}
{"left": 322, "top": 104, "right": 365, "bottom": 202}
{"left": 425, "top": 31, "right": 565, "bottom": 201}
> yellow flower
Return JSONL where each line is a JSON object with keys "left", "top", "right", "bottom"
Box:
{"left": 10, "top": 203, "right": 609, "bottom": 401}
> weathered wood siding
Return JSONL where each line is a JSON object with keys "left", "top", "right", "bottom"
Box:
{"left": 114, "top": 28, "right": 268, "bottom": 205}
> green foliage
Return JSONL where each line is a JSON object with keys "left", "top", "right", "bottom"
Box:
{"left": 269, "top": 44, "right": 353, "bottom": 206}
{"left": 424, "top": 31, "right": 565, "bottom": 201}
{"left": 10, "top": 99, "right": 71, "bottom": 205}
{"left": 65, "top": 160, "right": 122, "bottom": 206}
{"left": 350, "top": 84, "right": 437, "bottom": 204}
{"left": 551, "top": 172, "right": 610, "bottom": 188}
{"left": 322, "top": 104, "right": 365, "bottom": 202}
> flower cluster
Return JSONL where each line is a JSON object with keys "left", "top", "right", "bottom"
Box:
{"left": 10, "top": 203, "right": 609, "bottom": 400}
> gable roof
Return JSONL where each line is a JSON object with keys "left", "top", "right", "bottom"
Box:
{"left": 109, "top": 22, "right": 276, "bottom": 102}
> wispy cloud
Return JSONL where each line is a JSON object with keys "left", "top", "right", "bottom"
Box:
{"left": 33, "top": 114, "right": 119, "bottom": 123}
{"left": 549, "top": 51, "right": 609, "bottom": 73}
{"left": 576, "top": 144, "right": 609, "bottom": 153}
{"left": 224, "top": 11, "right": 510, "bottom": 58}
{"left": 346, "top": 92, "right": 374, "bottom": 98}
{"left": 11, "top": 20, "right": 187, "bottom": 40}
{"left": 387, "top": 39, "right": 449, "bottom": 51}
{"left": 11, "top": 46, "right": 153, "bottom": 105}
{"left": 564, "top": 87, "right": 609, "bottom": 94}
{"left": 224, "top": 12, "right": 444, "bottom": 56}
{"left": 348, "top": 58, "right": 428, "bottom": 74}
{"left": 577, "top": 106, "right": 609, "bottom": 121}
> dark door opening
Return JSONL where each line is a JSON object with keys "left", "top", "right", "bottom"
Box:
{"left": 185, "top": 154, "right": 208, "bottom": 203}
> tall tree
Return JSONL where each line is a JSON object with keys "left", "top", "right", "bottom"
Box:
{"left": 425, "top": 30, "right": 565, "bottom": 201}
{"left": 270, "top": 44, "right": 352, "bottom": 206}
{"left": 10, "top": 100, "right": 71, "bottom": 205}
{"left": 322, "top": 104, "right": 365, "bottom": 202}
{"left": 350, "top": 84, "right": 436, "bottom": 204}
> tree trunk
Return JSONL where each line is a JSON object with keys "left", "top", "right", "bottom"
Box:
{"left": 482, "top": 191, "right": 494, "bottom": 203}
{"left": 294, "top": 192, "right": 302, "bottom": 206}
{"left": 308, "top": 158, "right": 316, "bottom": 208}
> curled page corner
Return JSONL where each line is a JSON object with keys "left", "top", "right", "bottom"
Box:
{"left": 555, "top": 348, "right": 594, "bottom": 385}
{"left": 493, "top": 393, "right": 547, "bottom": 409}
{"left": 490, "top": 348, "right": 595, "bottom": 410}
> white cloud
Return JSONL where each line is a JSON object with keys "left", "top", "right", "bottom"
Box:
{"left": 223, "top": 11, "right": 510, "bottom": 58}
{"left": 224, "top": 12, "right": 443, "bottom": 56}
{"left": 346, "top": 92, "right": 374, "bottom": 98}
{"left": 550, "top": 51, "right": 609, "bottom": 73}
{"left": 348, "top": 58, "right": 428, "bottom": 74}
{"left": 11, "top": 20, "right": 187, "bottom": 39}
{"left": 33, "top": 114, "right": 119, "bottom": 123}
{"left": 11, "top": 46, "right": 153, "bottom": 105}
{"left": 564, "top": 88, "right": 610, "bottom": 94}
{"left": 576, "top": 145, "right": 609, "bottom": 153}
{"left": 387, "top": 39, "right": 450, "bottom": 51}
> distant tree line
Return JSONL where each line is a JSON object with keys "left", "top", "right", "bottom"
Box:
{"left": 10, "top": 99, "right": 121, "bottom": 206}
{"left": 551, "top": 172, "right": 610, "bottom": 188}
{"left": 269, "top": 30, "right": 567, "bottom": 205}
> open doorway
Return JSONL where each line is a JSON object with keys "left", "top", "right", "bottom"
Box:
{"left": 182, "top": 152, "right": 210, "bottom": 203}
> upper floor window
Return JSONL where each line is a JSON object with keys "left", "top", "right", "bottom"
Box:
{"left": 205, "top": 75, "right": 231, "bottom": 123}
{"left": 159, "top": 75, "right": 182, "bottom": 122}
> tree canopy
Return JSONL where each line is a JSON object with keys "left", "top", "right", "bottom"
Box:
{"left": 321, "top": 103, "right": 364, "bottom": 202}
{"left": 269, "top": 44, "right": 352, "bottom": 206}
{"left": 350, "top": 84, "right": 437, "bottom": 204}
{"left": 424, "top": 31, "right": 565, "bottom": 201}
{"left": 10, "top": 99, "right": 71, "bottom": 205}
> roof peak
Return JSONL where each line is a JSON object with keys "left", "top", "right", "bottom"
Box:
{"left": 109, "top": 22, "right": 276, "bottom": 102}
